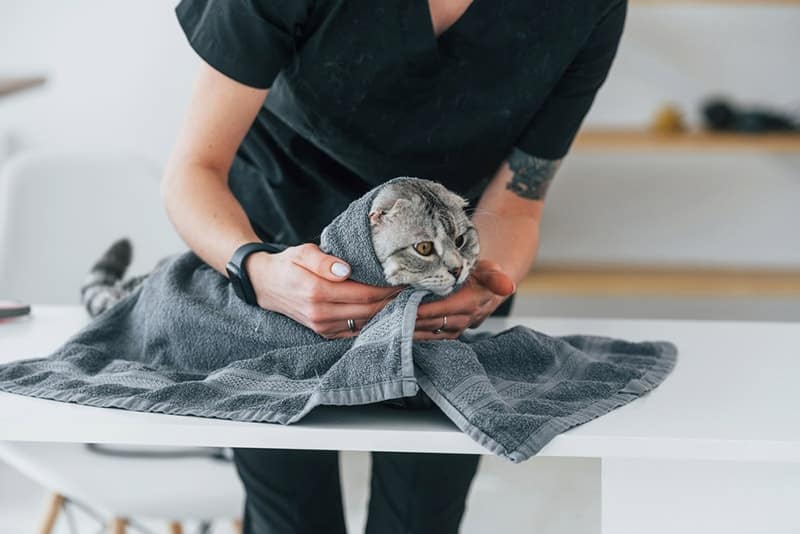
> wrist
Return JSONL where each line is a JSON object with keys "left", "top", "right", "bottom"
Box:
{"left": 244, "top": 248, "right": 274, "bottom": 279}
{"left": 476, "top": 254, "right": 529, "bottom": 289}
{"left": 474, "top": 223, "right": 539, "bottom": 286}
{"left": 226, "top": 241, "right": 286, "bottom": 305}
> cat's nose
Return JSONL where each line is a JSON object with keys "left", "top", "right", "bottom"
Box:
{"left": 448, "top": 266, "right": 462, "bottom": 279}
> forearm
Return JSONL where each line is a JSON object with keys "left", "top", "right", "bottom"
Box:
{"left": 160, "top": 62, "right": 270, "bottom": 275}
{"left": 471, "top": 192, "right": 541, "bottom": 286}
{"left": 161, "top": 163, "right": 260, "bottom": 276}
{"left": 471, "top": 147, "right": 560, "bottom": 285}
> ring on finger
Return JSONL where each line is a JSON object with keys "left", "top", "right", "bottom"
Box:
{"left": 432, "top": 314, "right": 447, "bottom": 334}
{"left": 347, "top": 318, "right": 356, "bottom": 332}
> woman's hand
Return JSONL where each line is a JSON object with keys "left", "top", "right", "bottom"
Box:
{"left": 413, "top": 259, "right": 516, "bottom": 340}
{"left": 247, "top": 243, "right": 402, "bottom": 339}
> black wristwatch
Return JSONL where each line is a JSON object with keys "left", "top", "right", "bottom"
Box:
{"left": 226, "top": 241, "right": 288, "bottom": 306}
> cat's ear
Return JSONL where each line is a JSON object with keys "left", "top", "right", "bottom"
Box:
{"left": 388, "top": 198, "right": 412, "bottom": 213}
{"left": 448, "top": 192, "right": 469, "bottom": 209}
{"left": 368, "top": 208, "right": 385, "bottom": 226}
{"left": 368, "top": 198, "right": 411, "bottom": 226}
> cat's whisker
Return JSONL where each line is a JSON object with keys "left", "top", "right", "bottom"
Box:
{"left": 465, "top": 207, "right": 502, "bottom": 219}
{"left": 369, "top": 178, "right": 480, "bottom": 298}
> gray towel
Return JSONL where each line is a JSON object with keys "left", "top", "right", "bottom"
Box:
{"left": 0, "top": 177, "right": 676, "bottom": 462}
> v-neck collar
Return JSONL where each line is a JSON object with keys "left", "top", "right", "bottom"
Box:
{"left": 421, "top": 0, "right": 481, "bottom": 45}
{"left": 408, "top": 0, "right": 484, "bottom": 72}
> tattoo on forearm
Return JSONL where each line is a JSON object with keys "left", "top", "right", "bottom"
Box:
{"left": 505, "top": 147, "right": 561, "bottom": 200}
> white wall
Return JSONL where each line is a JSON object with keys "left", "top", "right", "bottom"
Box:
{"left": 543, "top": 5, "right": 800, "bottom": 268}
{"left": 0, "top": 1, "right": 197, "bottom": 164}
{"left": 1, "top": 1, "right": 799, "bottom": 267}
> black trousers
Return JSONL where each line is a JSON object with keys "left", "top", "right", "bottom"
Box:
{"left": 233, "top": 294, "right": 515, "bottom": 534}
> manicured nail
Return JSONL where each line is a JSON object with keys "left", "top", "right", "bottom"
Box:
{"left": 331, "top": 262, "right": 350, "bottom": 277}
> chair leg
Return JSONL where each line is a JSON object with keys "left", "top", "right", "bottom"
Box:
{"left": 233, "top": 518, "right": 243, "bottom": 534}
{"left": 38, "top": 493, "right": 65, "bottom": 534}
{"left": 109, "top": 517, "right": 127, "bottom": 534}
{"left": 168, "top": 521, "right": 183, "bottom": 534}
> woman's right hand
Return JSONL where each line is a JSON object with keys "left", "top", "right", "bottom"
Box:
{"left": 246, "top": 243, "right": 403, "bottom": 339}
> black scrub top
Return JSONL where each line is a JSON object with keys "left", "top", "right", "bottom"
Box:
{"left": 176, "top": 0, "right": 626, "bottom": 245}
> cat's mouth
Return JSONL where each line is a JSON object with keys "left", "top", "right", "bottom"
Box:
{"left": 404, "top": 277, "right": 454, "bottom": 296}
{"left": 384, "top": 261, "right": 475, "bottom": 296}
{"left": 456, "top": 264, "right": 473, "bottom": 285}
{"left": 413, "top": 272, "right": 468, "bottom": 296}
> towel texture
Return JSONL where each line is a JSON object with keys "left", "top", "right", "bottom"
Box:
{"left": 0, "top": 177, "right": 676, "bottom": 462}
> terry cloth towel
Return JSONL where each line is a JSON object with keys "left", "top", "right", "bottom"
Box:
{"left": 0, "top": 177, "right": 677, "bottom": 462}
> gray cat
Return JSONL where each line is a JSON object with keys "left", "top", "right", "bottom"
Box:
{"left": 81, "top": 177, "right": 480, "bottom": 316}
{"left": 368, "top": 178, "right": 480, "bottom": 296}
{"left": 80, "top": 240, "right": 150, "bottom": 318}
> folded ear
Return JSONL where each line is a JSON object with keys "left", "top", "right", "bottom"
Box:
{"left": 368, "top": 208, "right": 385, "bottom": 226}
{"left": 388, "top": 197, "right": 412, "bottom": 213}
{"left": 369, "top": 198, "right": 411, "bottom": 226}
{"left": 425, "top": 180, "right": 469, "bottom": 210}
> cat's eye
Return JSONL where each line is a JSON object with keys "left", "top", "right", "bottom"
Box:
{"left": 413, "top": 241, "right": 434, "bottom": 256}
{"left": 454, "top": 234, "right": 465, "bottom": 248}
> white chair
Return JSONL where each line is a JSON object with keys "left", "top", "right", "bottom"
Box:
{"left": 0, "top": 443, "right": 244, "bottom": 534}
{"left": 0, "top": 149, "right": 184, "bottom": 303}
{"left": 0, "top": 150, "right": 245, "bottom": 533}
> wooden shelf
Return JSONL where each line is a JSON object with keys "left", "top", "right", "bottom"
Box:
{"left": 573, "top": 129, "right": 800, "bottom": 153}
{"left": 518, "top": 264, "right": 800, "bottom": 297}
{"left": 0, "top": 76, "right": 46, "bottom": 98}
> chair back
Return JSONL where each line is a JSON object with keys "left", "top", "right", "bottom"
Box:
{"left": 0, "top": 150, "right": 185, "bottom": 304}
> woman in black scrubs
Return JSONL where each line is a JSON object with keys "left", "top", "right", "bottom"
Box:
{"left": 165, "top": 0, "right": 626, "bottom": 532}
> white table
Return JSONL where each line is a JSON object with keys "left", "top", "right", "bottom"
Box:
{"left": 2, "top": 306, "right": 799, "bottom": 533}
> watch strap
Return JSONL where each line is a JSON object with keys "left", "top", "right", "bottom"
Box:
{"left": 226, "top": 241, "right": 287, "bottom": 305}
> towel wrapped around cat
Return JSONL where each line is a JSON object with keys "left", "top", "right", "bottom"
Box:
{"left": 0, "top": 177, "right": 677, "bottom": 462}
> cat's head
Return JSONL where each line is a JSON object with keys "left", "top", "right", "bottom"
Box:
{"left": 368, "top": 178, "right": 480, "bottom": 295}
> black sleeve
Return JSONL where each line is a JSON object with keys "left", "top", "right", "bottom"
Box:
{"left": 175, "top": 0, "right": 313, "bottom": 89}
{"left": 514, "top": 0, "right": 627, "bottom": 160}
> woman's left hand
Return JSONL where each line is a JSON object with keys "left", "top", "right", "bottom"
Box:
{"left": 413, "top": 259, "right": 516, "bottom": 340}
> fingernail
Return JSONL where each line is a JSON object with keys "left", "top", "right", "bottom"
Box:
{"left": 331, "top": 262, "right": 350, "bottom": 277}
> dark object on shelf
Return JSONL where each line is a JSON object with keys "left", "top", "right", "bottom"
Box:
{"left": 0, "top": 301, "right": 31, "bottom": 320}
{"left": 702, "top": 97, "right": 799, "bottom": 133}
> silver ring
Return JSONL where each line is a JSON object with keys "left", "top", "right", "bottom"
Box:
{"left": 347, "top": 318, "right": 356, "bottom": 332}
{"left": 432, "top": 315, "right": 447, "bottom": 334}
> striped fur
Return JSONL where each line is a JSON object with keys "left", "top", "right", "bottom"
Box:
{"left": 369, "top": 179, "right": 479, "bottom": 296}
{"left": 80, "top": 238, "right": 146, "bottom": 317}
